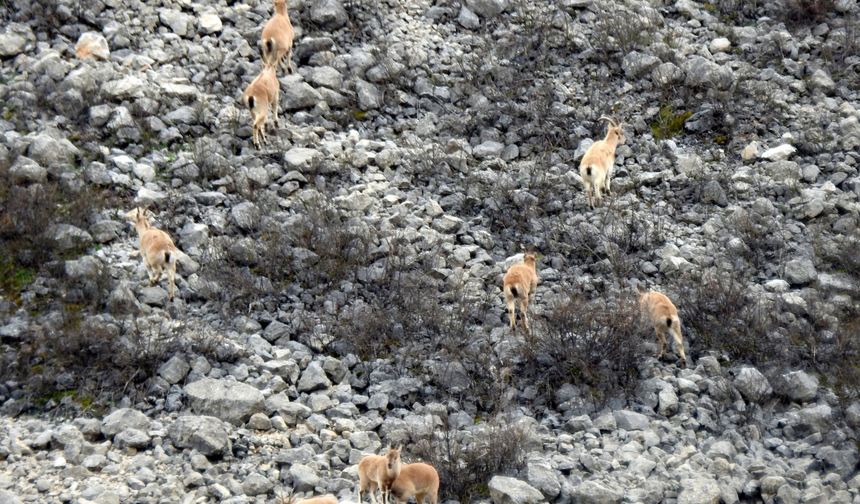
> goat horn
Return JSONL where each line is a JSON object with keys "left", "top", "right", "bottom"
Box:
{"left": 598, "top": 115, "right": 617, "bottom": 127}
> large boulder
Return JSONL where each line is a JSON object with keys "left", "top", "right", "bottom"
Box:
{"left": 488, "top": 476, "right": 544, "bottom": 504}
{"left": 733, "top": 367, "right": 772, "bottom": 403}
{"left": 168, "top": 415, "right": 231, "bottom": 457}
{"left": 184, "top": 378, "right": 264, "bottom": 425}
{"left": 101, "top": 408, "right": 151, "bottom": 438}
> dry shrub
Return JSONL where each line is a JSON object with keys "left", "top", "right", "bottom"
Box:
{"left": 676, "top": 266, "right": 775, "bottom": 364}
{"left": 515, "top": 293, "right": 644, "bottom": 404}
{"left": 411, "top": 414, "right": 533, "bottom": 502}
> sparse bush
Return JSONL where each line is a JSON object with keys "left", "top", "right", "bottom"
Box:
{"left": 781, "top": 0, "right": 836, "bottom": 23}
{"left": 592, "top": 7, "right": 661, "bottom": 56}
{"left": 514, "top": 293, "right": 644, "bottom": 405}
{"left": 727, "top": 207, "right": 787, "bottom": 270}
{"left": 676, "top": 266, "right": 776, "bottom": 364}
{"left": 411, "top": 413, "right": 533, "bottom": 503}
{"left": 650, "top": 105, "right": 692, "bottom": 140}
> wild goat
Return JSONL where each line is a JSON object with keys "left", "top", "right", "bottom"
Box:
{"left": 357, "top": 446, "right": 401, "bottom": 504}
{"left": 579, "top": 116, "right": 625, "bottom": 208}
{"left": 297, "top": 496, "right": 338, "bottom": 504}
{"left": 242, "top": 63, "right": 280, "bottom": 148}
{"left": 503, "top": 252, "right": 539, "bottom": 333}
{"left": 389, "top": 463, "right": 439, "bottom": 504}
{"left": 125, "top": 207, "right": 180, "bottom": 301}
{"left": 639, "top": 288, "right": 687, "bottom": 367}
{"left": 261, "top": 0, "right": 295, "bottom": 73}
{"left": 277, "top": 493, "right": 338, "bottom": 504}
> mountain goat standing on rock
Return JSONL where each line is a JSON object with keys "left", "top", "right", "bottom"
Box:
{"left": 357, "top": 446, "right": 402, "bottom": 504}
{"left": 242, "top": 62, "right": 280, "bottom": 148}
{"left": 261, "top": 0, "right": 295, "bottom": 74}
{"left": 579, "top": 116, "right": 625, "bottom": 208}
{"left": 125, "top": 207, "right": 180, "bottom": 301}
{"left": 503, "top": 252, "right": 539, "bottom": 334}
{"left": 639, "top": 288, "right": 687, "bottom": 367}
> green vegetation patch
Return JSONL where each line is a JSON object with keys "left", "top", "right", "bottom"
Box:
{"left": 0, "top": 257, "right": 36, "bottom": 303}
{"left": 650, "top": 106, "right": 692, "bottom": 140}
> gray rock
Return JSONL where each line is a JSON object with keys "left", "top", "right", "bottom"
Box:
{"left": 243, "top": 472, "right": 274, "bottom": 496}
{"left": 281, "top": 75, "right": 323, "bottom": 110}
{"left": 10, "top": 157, "right": 46, "bottom": 183}
{"left": 0, "top": 23, "right": 33, "bottom": 57}
{"left": 701, "top": 179, "right": 728, "bottom": 206}
{"left": 613, "top": 410, "right": 649, "bottom": 430}
{"left": 284, "top": 147, "right": 322, "bottom": 170}
{"left": 356, "top": 80, "right": 383, "bottom": 110}
{"left": 114, "top": 428, "right": 151, "bottom": 449}
{"left": 298, "top": 362, "right": 332, "bottom": 392}
{"left": 138, "top": 286, "right": 168, "bottom": 306}
{"left": 199, "top": 12, "right": 222, "bottom": 34}
{"left": 0, "top": 490, "right": 23, "bottom": 504}
{"left": 571, "top": 480, "right": 623, "bottom": 504}
{"left": 651, "top": 62, "right": 684, "bottom": 87}
{"left": 458, "top": 6, "right": 480, "bottom": 28}
{"left": 310, "top": 0, "right": 348, "bottom": 29}
{"left": 808, "top": 68, "right": 835, "bottom": 94}
{"left": 466, "top": 0, "right": 508, "bottom": 18}
{"left": 81, "top": 453, "right": 107, "bottom": 471}
{"left": 168, "top": 415, "right": 231, "bottom": 457}
{"left": 158, "top": 355, "right": 191, "bottom": 385}
{"left": 677, "top": 477, "right": 721, "bottom": 504}
{"left": 784, "top": 258, "right": 816, "bottom": 286}
{"left": 230, "top": 202, "right": 260, "bottom": 232}
{"left": 102, "top": 408, "right": 151, "bottom": 438}
{"left": 816, "top": 446, "right": 859, "bottom": 478}
{"left": 733, "top": 367, "right": 772, "bottom": 403}
{"left": 247, "top": 413, "right": 272, "bottom": 431}
{"left": 289, "top": 464, "right": 320, "bottom": 492}
{"left": 846, "top": 402, "right": 860, "bottom": 428}
{"left": 793, "top": 403, "right": 832, "bottom": 433}
{"left": 488, "top": 476, "right": 544, "bottom": 504}
{"left": 103, "top": 75, "right": 146, "bottom": 100}
{"left": 307, "top": 66, "right": 343, "bottom": 89}
{"left": 623, "top": 51, "right": 661, "bottom": 78}
{"left": 159, "top": 8, "right": 193, "bottom": 37}
{"left": 774, "top": 370, "right": 818, "bottom": 402}
{"left": 27, "top": 132, "right": 79, "bottom": 168}
{"left": 526, "top": 459, "right": 561, "bottom": 498}
{"left": 474, "top": 140, "right": 504, "bottom": 159}
{"left": 683, "top": 56, "right": 733, "bottom": 89}
{"left": 184, "top": 378, "right": 265, "bottom": 425}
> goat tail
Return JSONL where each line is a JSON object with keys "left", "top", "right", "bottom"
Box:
{"left": 585, "top": 166, "right": 592, "bottom": 178}
{"left": 247, "top": 95, "right": 255, "bottom": 110}
{"left": 164, "top": 251, "right": 173, "bottom": 264}
{"left": 264, "top": 39, "right": 275, "bottom": 59}
{"left": 510, "top": 285, "right": 519, "bottom": 299}
{"left": 666, "top": 317, "right": 672, "bottom": 328}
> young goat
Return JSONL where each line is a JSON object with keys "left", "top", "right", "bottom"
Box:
{"left": 503, "top": 252, "right": 539, "bottom": 333}
{"left": 579, "top": 116, "right": 625, "bottom": 208}
{"left": 261, "top": 0, "right": 295, "bottom": 74}
{"left": 125, "top": 207, "right": 180, "bottom": 301}
{"left": 357, "top": 446, "right": 401, "bottom": 504}
{"left": 639, "top": 289, "right": 687, "bottom": 367}
{"left": 242, "top": 63, "right": 280, "bottom": 148}
{"left": 389, "top": 463, "right": 439, "bottom": 504}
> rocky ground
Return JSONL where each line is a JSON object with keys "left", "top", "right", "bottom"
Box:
{"left": 1, "top": 0, "right": 860, "bottom": 502}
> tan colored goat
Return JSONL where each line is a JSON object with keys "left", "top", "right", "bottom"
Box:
{"left": 579, "top": 116, "right": 625, "bottom": 208}
{"left": 503, "top": 252, "right": 539, "bottom": 333}
{"left": 277, "top": 493, "right": 338, "bottom": 504}
{"left": 389, "top": 463, "right": 439, "bottom": 504}
{"left": 261, "top": 0, "right": 295, "bottom": 74}
{"left": 357, "top": 446, "right": 402, "bottom": 504}
{"left": 125, "top": 207, "right": 180, "bottom": 301}
{"left": 297, "top": 496, "right": 338, "bottom": 504}
{"left": 639, "top": 289, "right": 687, "bottom": 367}
{"left": 242, "top": 63, "right": 280, "bottom": 148}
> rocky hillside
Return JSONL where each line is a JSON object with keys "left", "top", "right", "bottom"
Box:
{"left": 1, "top": 0, "right": 859, "bottom": 502}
